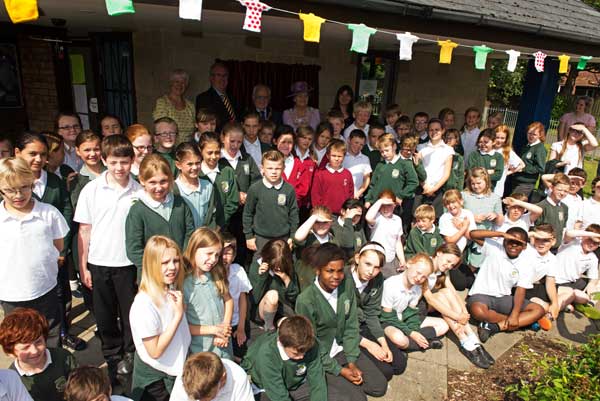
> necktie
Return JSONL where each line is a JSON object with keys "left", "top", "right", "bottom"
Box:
{"left": 222, "top": 94, "right": 236, "bottom": 121}
{"left": 260, "top": 110, "right": 267, "bottom": 120}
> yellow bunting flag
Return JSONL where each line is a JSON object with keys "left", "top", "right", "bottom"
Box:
{"left": 299, "top": 13, "right": 326, "bottom": 43}
{"left": 4, "top": 0, "right": 38, "bottom": 23}
{"left": 438, "top": 40, "right": 458, "bottom": 64}
{"left": 557, "top": 54, "right": 570, "bottom": 74}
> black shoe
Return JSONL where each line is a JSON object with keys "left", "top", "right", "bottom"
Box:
{"left": 429, "top": 338, "right": 443, "bottom": 349}
{"left": 107, "top": 359, "right": 120, "bottom": 383}
{"left": 61, "top": 334, "right": 87, "bottom": 351}
{"left": 478, "top": 323, "right": 492, "bottom": 343}
{"left": 117, "top": 352, "right": 134, "bottom": 375}
{"left": 475, "top": 345, "right": 495, "bottom": 365}
{"left": 459, "top": 346, "right": 490, "bottom": 369}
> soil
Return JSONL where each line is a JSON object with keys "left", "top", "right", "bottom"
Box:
{"left": 446, "top": 334, "right": 569, "bottom": 401}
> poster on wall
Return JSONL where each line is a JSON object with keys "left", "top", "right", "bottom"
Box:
{"left": 0, "top": 43, "right": 23, "bottom": 108}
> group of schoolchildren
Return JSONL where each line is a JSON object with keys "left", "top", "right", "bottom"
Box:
{"left": 0, "top": 101, "right": 600, "bottom": 401}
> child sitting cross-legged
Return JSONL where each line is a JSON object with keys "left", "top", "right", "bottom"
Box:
{"left": 64, "top": 366, "right": 132, "bottom": 401}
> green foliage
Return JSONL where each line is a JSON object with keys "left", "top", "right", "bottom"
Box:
{"left": 506, "top": 335, "right": 600, "bottom": 401}
{"left": 582, "top": 0, "right": 600, "bottom": 10}
{"left": 551, "top": 95, "right": 571, "bottom": 120}
{"left": 487, "top": 59, "right": 527, "bottom": 108}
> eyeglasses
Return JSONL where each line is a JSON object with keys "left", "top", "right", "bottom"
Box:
{"left": 134, "top": 145, "right": 154, "bottom": 152}
{"left": 254, "top": 96, "right": 269, "bottom": 101}
{"left": 59, "top": 124, "right": 81, "bottom": 131}
{"left": 0, "top": 185, "right": 32, "bottom": 197}
{"left": 155, "top": 132, "right": 177, "bottom": 138}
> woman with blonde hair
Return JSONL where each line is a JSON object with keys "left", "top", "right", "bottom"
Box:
{"left": 493, "top": 125, "right": 524, "bottom": 197}
{"left": 152, "top": 69, "right": 195, "bottom": 144}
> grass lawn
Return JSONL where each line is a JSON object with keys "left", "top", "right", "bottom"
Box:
{"left": 583, "top": 156, "right": 598, "bottom": 197}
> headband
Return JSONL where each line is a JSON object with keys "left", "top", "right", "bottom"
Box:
{"left": 359, "top": 243, "right": 386, "bottom": 255}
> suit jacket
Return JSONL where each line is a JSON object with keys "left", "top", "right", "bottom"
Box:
{"left": 249, "top": 106, "right": 283, "bottom": 126}
{"left": 195, "top": 87, "right": 240, "bottom": 132}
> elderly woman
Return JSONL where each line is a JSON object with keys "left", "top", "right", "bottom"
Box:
{"left": 152, "top": 69, "right": 196, "bottom": 144}
{"left": 558, "top": 96, "right": 597, "bottom": 140}
{"left": 282, "top": 81, "right": 320, "bottom": 131}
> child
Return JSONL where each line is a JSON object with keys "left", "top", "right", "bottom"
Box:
{"left": 183, "top": 227, "right": 234, "bottom": 358}
{"left": 74, "top": 135, "right": 141, "bottom": 379}
{"left": 363, "top": 123, "right": 384, "bottom": 170}
{"left": 100, "top": 114, "right": 123, "bottom": 137}
{"left": 493, "top": 125, "right": 524, "bottom": 197}
{"left": 125, "top": 153, "right": 195, "bottom": 279}
{"left": 0, "top": 308, "right": 77, "bottom": 401}
{"left": 422, "top": 245, "right": 494, "bottom": 368}
{"left": 467, "top": 228, "right": 546, "bottom": 342}
{"left": 0, "top": 133, "right": 14, "bottom": 158}
{"left": 296, "top": 243, "right": 388, "bottom": 400}
{"left": 380, "top": 254, "right": 449, "bottom": 352}
{"left": 394, "top": 115, "right": 412, "bottom": 141}
{"left": 311, "top": 139, "right": 354, "bottom": 215}
{"left": 41, "top": 132, "right": 75, "bottom": 186}
{"left": 193, "top": 108, "right": 217, "bottom": 143}
{"left": 242, "top": 315, "right": 330, "bottom": 401}
{"left": 343, "top": 101, "right": 372, "bottom": 140}
{"left": 243, "top": 150, "right": 299, "bottom": 254}
{"left": 258, "top": 119, "right": 276, "bottom": 145}
{"left": 549, "top": 123, "right": 598, "bottom": 174}
{"left": 0, "top": 157, "right": 69, "bottom": 348}
{"left": 0, "top": 370, "right": 33, "bottom": 401}
{"left": 327, "top": 109, "right": 346, "bottom": 140}
{"left": 313, "top": 122, "right": 333, "bottom": 165}
{"left": 294, "top": 205, "right": 354, "bottom": 251}
{"left": 343, "top": 130, "right": 372, "bottom": 200}
{"left": 295, "top": 126, "right": 318, "bottom": 177}
{"left": 460, "top": 107, "right": 481, "bottom": 159}
{"left": 249, "top": 239, "right": 300, "bottom": 331}
{"left": 405, "top": 205, "right": 444, "bottom": 259}
{"left": 466, "top": 129, "right": 504, "bottom": 188}
{"left": 129, "top": 236, "right": 191, "bottom": 400}
{"left": 365, "top": 190, "right": 406, "bottom": 279}
{"left": 64, "top": 366, "right": 133, "bottom": 401}
{"left": 535, "top": 172, "right": 570, "bottom": 252}
{"left": 169, "top": 352, "right": 253, "bottom": 401}
{"left": 199, "top": 132, "right": 240, "bottom": 229}
{"left": 384, "top": 104, "right": 402, "bottom": 137}
{"left": 542, "top": 169, "right": 586, "bottom": 230}
{"left": 333, "top": 199, "right": 367, "bottom": 256}
{"left": 55, "top": 112, "right": 83, "bottom": 171}
{"left": 174, "top": 142, "right": 216, "bottom": 228}
{"left": 125, "top": 124, "right": 153, "bottom": 181}
{"left": 582, "top": 176, "right": 600, "bottom": 228}
{"left": 412, "top": 112, "right": 429, "bottom": 144}
{"left": 273, "top": 126, "right": 311, "bottom": 210}
{"left": 511, "top": 122, "right": 547, "bottom": 198}
{"left": 495, "top": 193, "right": 542, "bottom": 232}
{"left": 70, "top": 131, "right": 104, "bottom": 208}
{"left": 486, "top": 111, "right": 503, "bottom": 130}
{"left": 398, "top": 135, "right": 426, "bottom": 231}
{"left": 442, "top": 129, "right": 465, "bottom": 191}
{"left": 242, "top": 111, "right": 270, "bottom": 167}
{"left": 350, "top": 243, "right": 407, "bottom": 379}
{"left": 153, "top": 117, "right": 178, "bottom": 174}
{"left": 221, "top": 233, "right": 252, "bottom": 360}
{"left": 438, "top": 107, "right": 456, "bottom": 130}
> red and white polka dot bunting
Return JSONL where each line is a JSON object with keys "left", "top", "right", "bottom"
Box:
{"left": 239, "top": 0, "right": 271, "bottom": 33}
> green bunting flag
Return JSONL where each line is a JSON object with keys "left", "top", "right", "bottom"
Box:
{"left": 473, "top": 45, "right": 494, "bottom": 70}
{"left": 577, "top": 56, "right": 592, "bottom": 70}
{"left": 105, "top": 0, "right": 135, "bottom": 16}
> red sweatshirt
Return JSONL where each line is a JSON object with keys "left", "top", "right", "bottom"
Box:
{"left": 283, "top": 156, "right": 311, "bottom": 207}
{"left": 311, "top": 166, "right": 354, "bottom": 214}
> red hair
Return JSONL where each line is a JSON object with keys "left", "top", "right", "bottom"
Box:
{"left": 0, "top": 308, "right": 48, "bottom": 354}
{"left": 526, "top": 121, "right": 546, "bottom": 142}
{"left": 125, "top": 123, "right": 151, "bottom": 143}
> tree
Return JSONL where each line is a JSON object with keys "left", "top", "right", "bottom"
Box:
{"left": 487, "top": 59, "right": 527, "bottom": 109}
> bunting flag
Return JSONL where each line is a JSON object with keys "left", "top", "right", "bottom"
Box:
{"left": 299, "top": 13, "right": 326, "bottom": 43}
{"left": 179, "top": 0, "right": 203, "bottom": 21}
{"left": 105, "top": 0, "right": 135, "bottom": 16}
{"left": 348, "top": 23, "right": 377, "bottom": 54}
{"left": 239, "top": 0, "right": 271, "bottom": 33}
{"left": 438, "top": 40, "right": 458, "bottom": 64}
{"left": 4, "top": 0, "right": 38, "bottom": 23}
{"left": 473, "top": 45, "right": 494, "bottom": 70}
{"left": 557, "top": 54, "right": 570, "bottom": 74}
{"left": 396, "top": 32, "right": 419, "bottom": 61}
{"left": 533, "top": 51, "right": 547, "bottom": 72}
{"left": 505, "top": 50, "right": 521, "bottom": 72}
{"left": 577, "top": 56, "right": 592, "bottom": 70}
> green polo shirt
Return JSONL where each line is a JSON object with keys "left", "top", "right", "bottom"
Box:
{"left": 535, "top": 197, "right": 568, "bottom": 250}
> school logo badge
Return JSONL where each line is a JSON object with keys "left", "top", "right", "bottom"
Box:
{"left": 221, "top": 181, "right": 229, "bottom": 193}
{"left": 297, "top": 171, "right": 301, "bottom": 179}
{"left": 526, "top": 152, "right": 532, "bottom": 159}
{"left": 295, "top": 364, "right": 307, "bottom": 376}
{"left": 392, "top": 169, "right": 400, "bottom": 178}
{"left": 490, "top": 159, "right": 497, "bottom": 167}
{"left": 344, "top": 178, "right": 348, "bottom": 187}
{"left": 243, "top": 163, "right": 250, "bottom": 175}
{"left": 369, "top": 288, "right": 378, "bottom": 297}
{"left": 453, "top": 161, "right": 459, "bottom": 170}
{"left": 344, "top": 299, "right": 350, "bottom": 315}
{"left": 430, "top": 238, "right": 437, "bottom": 248}
{"left": 511, "top": 269, "right": 519, "bottom": 278}
{"left": 356, "top": 237, "right": 362, "bottom": 247}
{"left": 558, "top": 211, "right": 564, "bottom": 221}
{"left": 277, "top": 194, "right": 286, "bottom": 205}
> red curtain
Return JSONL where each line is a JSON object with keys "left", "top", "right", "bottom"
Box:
{"left": 219, "top": 59, "right": 321, "bottom": 112}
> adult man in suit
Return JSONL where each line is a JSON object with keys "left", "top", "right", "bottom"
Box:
{"left": 195, "top": 62, "right": 240, "bottom": 132}
{"left": 250, "top": 84, "right": 283, "bottom": 126}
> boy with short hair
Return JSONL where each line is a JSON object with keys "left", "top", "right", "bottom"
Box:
{"left": 327, "top": 109, "right": 345, "bottom": 139}
{"left": 74, "top": 135, "right": 141, "bottom": 379}
{"left": 363, "top": 123, "right": 384, "bottom": 170}
{"left": 398, "top": 135, "right": 426, "bottom": 231}
{"left": 384, "top": 104, "right": 402, "bottom": 137}
{"left": 153, "top": 117, "right": 178, "bottom": 173}
{"left": 259, "top": 119, "right": 276, "bottom": 145}
{"left": 242, "top": 315, "right": 329, "bottom": 401}
{"left": 467, "top": 228, "right": 546, "bottom": 342}
{"left": 343, "top": 101, "right": 372, "bottom": 140}
{"left": 242, "top": 111, "right": 271, "bottom": 167}
{"left": 170, "top": 352, "right": 253, "bottom": 401}
{"left": 542, "top": 168, "right": 586, "bottom": 230}
{"left": 193, "top": 108, "right": 217, "bottom": 143}
{"left": 311, "top": 139, "right": 354, "bottom": 215}
{"left": 535, "top": 173, "right": 570, "bottom": 252}
{"left": 64, "top": 366, "right": 132, "bottom": 401}
{"left": 413, "top": 112, "right": 429, "bottom": 144}
{"left": 405, "top": 205, "right": 443, "bottom": 259}
{"left": 343, "top": 130, "right": 372, "bottom": 199}
{"left": 243, "top": 150, "right": 299, "bottom": 254}
{"left": 494, "top": 192, "right": 542, "bottom": 232}
{"left": 394, "top": 115, "right": 412, "bottom": 141}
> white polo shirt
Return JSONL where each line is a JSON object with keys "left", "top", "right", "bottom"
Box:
{"left": 554, "top": 240, "right": 599, "bottom": 285}
{"left": 562, "top": 193, "right": 583, "bottom": 230}
{"left": 227, "top": 263, "right": 252, "bottom": 326}
{"left": 343, "top": 151, "right": 372, "bottom": 193}
{"left": 417, "top": 141, "right": 454, "bottom": 187}
{"left": 243, "top": 138, "right": 262, "bottom": 167}
{"left": 0, "top": 200, "right": 69, "bottom": 302}
{"left": 521, "top": 246, "right": 558, "bottom": 283}
{"left": 74, "top": 171, "right": 141, "bottom": 267}
{"left": 32, "top": 169, "right": 47, "bottom": 199}
{"left": 469, "top": 239, "right": 534, "bottom": 297}
{"left": 370, "top": 213, "right": 403, "bottom": 263}
{"left": 581, "top": 197, "right": 600, "bottom": 229}
{"left": 460, "top": 127, "right": 480, "bottom": 160}
{"left": 343, "top": 123, "right": 370, "bottom": 142}
{"left": 381, "top": 273, "right": 422, "bottom": 320}
{"left": 0, "top": 369, "right": 33, "bottom": 401}
{"left": 438, "top": 209, "right": 477, "bottom": 251}
{"left": 493, "top": 213, "right": 531, "bottom": 233}
{"left": 221, "top": 149, "right": 242, "bottom": 170}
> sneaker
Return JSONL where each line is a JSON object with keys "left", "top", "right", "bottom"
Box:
{"left": 475, "top": 345, "right": 495, "bottom": 365}
{"left": 478, "top": 323, "right": 492, "bottom": 343}
{"left": 537, "top": 316, "right": 552, "bottom": 331}
{"left": 530, "top": 322, "right": 541, "bottom": 331}
{"left": 459, "top": 346, "right": 490, "bottom": 369}
{"left": 429, "top": 338, "right": 443, "bottom": 349}
{"left": 117, "top": 352, "right": 134, "bottom": 375}
{"left": 61, "top": 334, "right": 87, "bottom": 351}
{"left": 574, "top": 303, "right": 600, "bottom": 320}
{"left": 69, "top": 280, "right": 79, "bottom": 291}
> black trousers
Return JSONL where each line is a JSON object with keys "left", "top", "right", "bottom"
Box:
{"left": 324, "top": 350, "right": 388, "bottom": 401}
{"left": 449, "top": 263, "right": 476, "bottom": 291}
{"left": 57, "top": 258, "right": 72, "bottom": 334}
{"left": 1, "top": 286, "right": 60, "bottom": 347}
{"left": 88, "top": 263, "right": 137, "bottom": 361}
{"left": 359, "top": 324, "right": 407, "bottom": 379}
{"left": 140, "top": 380, "right": 170, "bottom": 401}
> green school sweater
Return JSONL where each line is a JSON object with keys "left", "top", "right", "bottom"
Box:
{"left": 294, "top": 258, "right": 316, "bottom": 292}
{"left": 514, "top": 142, "right": 547, "bottom": 184}
{"left": 404, "top": 226, "right": 444, "bottom": 259}
{"left": 365, "top": 158, "right": 418, "bottom": 203}
{"left": 362, "top": 145, "right": 382, "bottom": 171}
{"left": 219, "top": 154, "right": 262, "bottom": 193}
{"left": 294, "top": 223, "right": 355, "bottom": 260}
{"left": 155, "top": 149, "right": 177, "bottom": 175}
{"left": 443, "top": 153, "right": 465, "bottom": 191}
{"left": 348, "top": 266, "right": 385, "bottom": 339}
{"left": 243, "top": 180, "right": 299, "bottom": 240}
{"left": 125, "top": 195, "right": 195, "bottom": 279}
{"left": 535, "top": 198, "right": 568, "bottom": 250}
{"left": 295, "top": 278, "right": 360, "bottom": 375}
{"left": 330, "top": 218, "right": 366, "bottom": 255}
{"left": 10, "top": 348, "right": 77, "bottom": 401}
{"left": 380, "top": 307, "right": 422, "bottom": 335}
{"left": 36, "top": 172, "right": 73, "bottom": 257}
{"left": 248, "top": 259, "right": 300, "bottom": 308}
{"left": 466, "top": 151, "right": 504, "bottom": 185}
{"left": 414, "top": 159, "right": 427, "bottom": 183}
{"left": 242, "top": 331, "right": 327, "bottom": 401}
{"left": 200, "top": 166, "right": 240, "bottom": 228}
